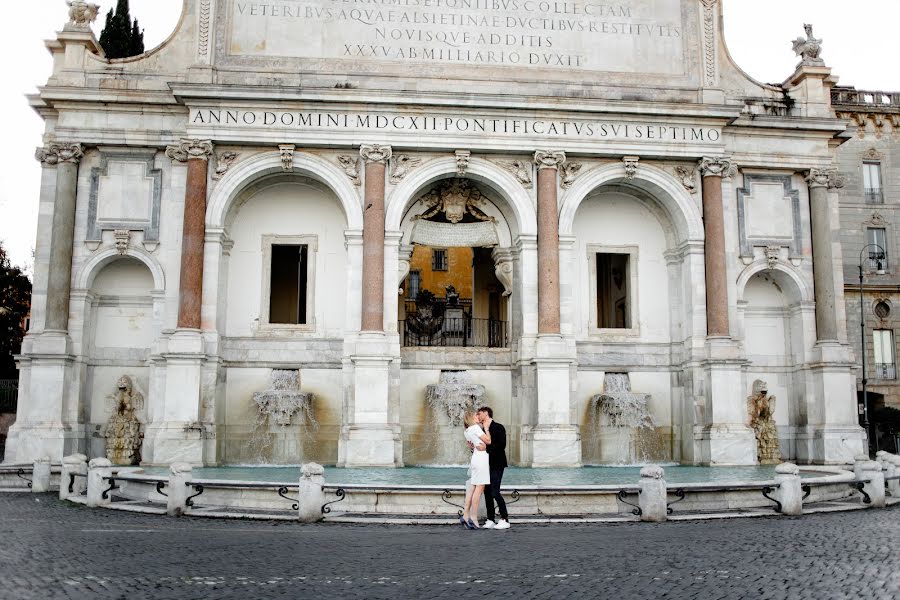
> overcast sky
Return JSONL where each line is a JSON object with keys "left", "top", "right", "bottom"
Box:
{"left": 1, "top": 0, "right": 898, "bottom": 272}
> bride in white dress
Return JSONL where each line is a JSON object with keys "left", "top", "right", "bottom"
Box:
{"left": 461, "top": 409, "right": 491, "bottom": 529}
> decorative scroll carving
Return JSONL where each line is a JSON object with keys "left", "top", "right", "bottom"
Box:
{"left": 866, "top": 212, "right": 888, "bottom": 227}
{"left": 67, "top": 1, "right": 99, "bottom": 28}
{"left": 390, "top": 154, "right": 422, "bottom": 184}
{"left": 699, "top": 157, "right": 736, "bottom": 178}
{"left": 360, "top": 144, "right": 393, "bottom": 164}
{"left": 35, "top": 143, "right": 84, "bottom": 165}
{"left": 398, "top": 244, "right": 414, "bottom": 285}
{"left": 700, "top": 0, "right": 718, "bottom": 86}
{"left": 560, "top": 161, "right": 583, "bottom": 189}
{"left": 114, "top": 230, "right": 131, "bottom": 255}
{"left": 213, "top": 152, "right": 239, "bottom": 180}
{"left": 534, "top": 150, "right": 566, "bottom": 170}
{"left": 805, "top": 168, "right": 844, "bottom": 190}
{"left": 623, "top": 156, "right": 640, "bottom": 180}
{"left": 862, "top": 148, "right": 885, "bottom": 161}
{"left": 494, "top": 159, "right": 533, "bottom": 188}
{"left": 674, "top": 165, "right": 698, "bottom": 194}
{"left": 792, "top": 24, "right": 824, "bottom": 67}
{"left": 492, "top": 247, "right": 514, "bottom": 297}
{"left": 165, "top": 139, "right": 213, "bottom": 163}
{"left": 278, "top": 145, "right": 295, "bottom": 172}
{"left": 414, "top": 179, "right": 495, "bottom": 224}
{"left": 455, "top": 150, "right": 471, "bottom": 175}
{"left": 337, "top": 155, "right": 361, "bottom": 185}
{"left": 764, "top": 246, "right": 781, "bottom": 270}
{"left": 104, "top": 376, "right": 144, "bottom": 466}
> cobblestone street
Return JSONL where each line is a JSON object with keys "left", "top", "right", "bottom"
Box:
{"left": 0, "top": 494, "right": 897, "bottom": 599}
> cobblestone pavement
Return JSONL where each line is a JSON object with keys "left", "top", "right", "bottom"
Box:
{"left": 0, "top": 494, "right": 897, "bottom": 600}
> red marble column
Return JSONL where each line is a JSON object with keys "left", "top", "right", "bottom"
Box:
{"left": 699, "top": 157, "right": 734, "bottom": 338}
{"left": 167, "top": 139, "right": 213, "bottom": 330}
{"left": 534, "top": 151, "right": 566, "bottom": 335}
{"left": 360, "top": 144, "right": 392, "bottom": 332}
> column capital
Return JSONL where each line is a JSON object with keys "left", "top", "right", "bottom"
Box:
{"left": 805, "top": 168, "right": 845, "bottom": 190}
{"left": 360, "top": 144, "right": 393, "bottom": 164}
{"left": 534, "top": 150, "right": 566, "bottom": 170}
{"left": 35, "top": 143, "right": 84, "bottom": 166}
{"left": 166, "top": 139, "right": 214, "bottom": 163}
{"left": 699, "top": 156, "right": 736, "bottom": 178}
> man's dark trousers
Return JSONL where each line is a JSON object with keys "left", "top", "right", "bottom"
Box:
{"left": 485, "top": 468, "right": 508, "bottom": 522}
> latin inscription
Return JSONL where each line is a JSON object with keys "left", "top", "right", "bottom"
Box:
{"left": 228, "top": 0, "right": 686, "bottom": 73}
{"left": 190, "top": 108, "right": 721, "bottom": 144}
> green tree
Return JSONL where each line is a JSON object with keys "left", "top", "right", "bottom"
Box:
{"left": 0, "top": 242, "right": 31, "bottom": 379}
{"left": 98, "top": 0, "right": 145, "bottom": 59}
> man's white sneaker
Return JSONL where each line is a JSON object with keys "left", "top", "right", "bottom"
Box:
{"left": 482, "top": 520, "right": 496, "bottom": 529}
{"left": 494, "top": 519, "right": 511, "bottom": 530}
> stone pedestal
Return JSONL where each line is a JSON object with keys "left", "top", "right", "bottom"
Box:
{"left": 888, "top": 456, "right": 900, "bottom": 498}
{"left": 860, "top": 461, "right": 886, "bottom": 508}
{"left": 31, "top": 457, "right": 52, "bottom": 493}
{"left": 638, "top": 465, "right": 667, "bottom": 523}
{"left": 341, "top": 333, "right": 400, "bottom": 467}
{"left": 60, "top": 454, "right": 87, "bottom": 500}
{"left": 86, "top": 458, "right": 112, "bottom": 508}
{"left": 167, "top": 463, "right": 193, "bottom": 517}
{"left": 298, "top": 463, "right": 326, "bottom": 523}
{"left": 698, "top": 338, "right": 756, "bottom": 465}
{"left": 774, "top": 463, "right": 803, "bottom": 516}
{"left": 527, "top": 335, "right": 581, "bottom": 467}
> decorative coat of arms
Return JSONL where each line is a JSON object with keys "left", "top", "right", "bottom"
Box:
{"left": 414, "top": 179, "right": 495, "bottom": 224}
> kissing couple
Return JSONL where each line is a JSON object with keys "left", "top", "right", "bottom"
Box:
{"left": 460, "top": 406, "right": 510, "bottom": 530}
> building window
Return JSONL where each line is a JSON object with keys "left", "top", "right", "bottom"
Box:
{"left": 866, "top": 228, "right": 889, "bottom": 270}
{"left": 863, "top": 161, "right": 883, "bottom": 204}
{"left": 873, "top": 329, "right": 896, "bottom": 380}
{"left": 407, "top": 270, "right": 420, "bottom": 299}
{"left": 432, "top": 249, "right": 448, "bottom": 271}
{"left": 596, "top": 253, "right": 631, "bottom": 329}
{"left": 269, "top": 244, "right": 309, "bottom": 324}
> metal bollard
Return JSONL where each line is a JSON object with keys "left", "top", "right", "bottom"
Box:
{"left": 860, "top": 461, "right": 886, "bottom": 508}
{"left": 31, "top": 457, "right": 52, "bottom": 493}
{"left": 60, "top": 454, "right": 88, "bottom": 500}
{"left": 638, "top": 465, "right": 667, "bottom": 523}
{"left": 167, "top": 463, "right": 193, "bottom": 517}
{"left": 86, "top": 458, "right": 113, "bottom": 508}
{"left": 774, "top": 462, "right": 803, "bottom": 516}
{"left": 298, "top": 463, "right": 326, "bottom": 523}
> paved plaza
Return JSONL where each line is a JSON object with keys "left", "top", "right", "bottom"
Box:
{"left": 0, "top": 494, "right": 896, "bottom": 599}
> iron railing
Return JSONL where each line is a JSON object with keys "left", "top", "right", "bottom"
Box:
{"left": 0, "top": 380, "right": 18, "bottom": 413}
{"left": 874, "top": 363, "right": 896, "bottom": 380}
{"left": 865, "top": 188, "right": 884, "bottom": 204}
{"left": 400, "top": 318, "right": 509, "bottom": 348}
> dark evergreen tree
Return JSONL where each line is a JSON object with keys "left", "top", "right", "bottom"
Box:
{"left": 0, "top": 242, "right": 32, "bottom": 380}
{"left": 98, "top": 0, "right": 145, "bottom": 59}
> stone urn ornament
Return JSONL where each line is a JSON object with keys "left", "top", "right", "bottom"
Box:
{"left": 66, "top": 1, "right": 100, "bottom": 28}
{"left": 104, "top": 375, "right": 144, "bottom": 465}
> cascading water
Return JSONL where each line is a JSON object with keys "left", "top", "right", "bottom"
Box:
{"left": 586, "top": 373, "right": 667, "bottom": 465}
{"left": 421, "top": 371, "right": 485, "bottom": 465}
{"left": 246, "top": 369, "right": 317, "bottom": 464}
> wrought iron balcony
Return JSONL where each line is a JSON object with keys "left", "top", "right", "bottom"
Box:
{"left": 865, "top": 188, "right": 884, "bottom": 204}
{"left": 400, "top": 318, "right": 509, "bottom": 348}
{"left": 874, "top": 363, "right": 897, "bottom": 380}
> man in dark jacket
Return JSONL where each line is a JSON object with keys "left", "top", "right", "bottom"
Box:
{"left": 476, "top": 406, "right": 510, "bottom": 529}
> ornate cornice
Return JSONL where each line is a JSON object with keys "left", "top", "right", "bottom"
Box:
{"left": 699, "top": 156, "right": 737, "bottom": 178}
{"left": 165, "top": 139, "right": 213, "bottom": 162}
{"left": 360, "top": 144, "right": 393, "bottom": 164}
{"left": 533, "top": 150, "right": 566, "bottom": 170}
{"left": 35, "top": 143, "right": 84, "bottom": 166}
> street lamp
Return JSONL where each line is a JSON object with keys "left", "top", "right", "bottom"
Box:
{"left": 858, "top": 244, "right": 886, "bottom": 457}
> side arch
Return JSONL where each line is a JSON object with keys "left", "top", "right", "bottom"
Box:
{"left": 206, "top": 150, "right": 364, "bottom": 230}
{"left": 559, "top": 162, "right": 705, "bottom": 243}
{"left": 385, "top": 156, "right": 536, "bottom": 236}
{"left": 736, "top": 260, "right": 814, "bottom": 305}
{"left": 75, "top": 247, "right": 166, "bottom": 291}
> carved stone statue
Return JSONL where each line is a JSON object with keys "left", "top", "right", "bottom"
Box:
{"left": 445, "top": 285, "right": 460, "bottom": 307}
{"left": 747, "top": 380, "right": 780, "bottom": 464}
{"left": 415, "top": 179, "right": 495, "bottom": 224}
{"left": 104, "top": 376, "right": 144, "bottom": 466}
{"left": 67, "top": 1, "right": 100, "bottom": 28}
{"left": 792, "top": 23, "right": 824, "bottom": 66}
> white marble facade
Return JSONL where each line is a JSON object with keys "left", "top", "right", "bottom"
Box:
{"left": 5, "top": 0, "right": 867, "bottom": 467}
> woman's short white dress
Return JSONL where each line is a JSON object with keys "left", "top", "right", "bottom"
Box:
{"left": 465, "top": 424, "right": 491, "bottom": 485}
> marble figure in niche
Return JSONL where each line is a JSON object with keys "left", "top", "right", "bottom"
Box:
{"left": 104, "top": 376, "right": 144, "bottom": 466}
{"left": 748, "top": 380, "right": 780, "bottom": 464}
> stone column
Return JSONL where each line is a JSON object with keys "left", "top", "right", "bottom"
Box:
{"left": 360, "top": 144, "right": 391, "bottom": 332}
{"left": 699, "top": 157, "right": 734, "bottom": 338}
{"left": 806, "top": 168, "right": 842, "bottom": 341}
{"left": 166, "top": 139, "right": 213, "bottom": 330}
{"left": 35, "top": 143, "right": 83, "bottom": 332}
{"left": 534, "top": 151, "right": 565, "bottom": 334}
